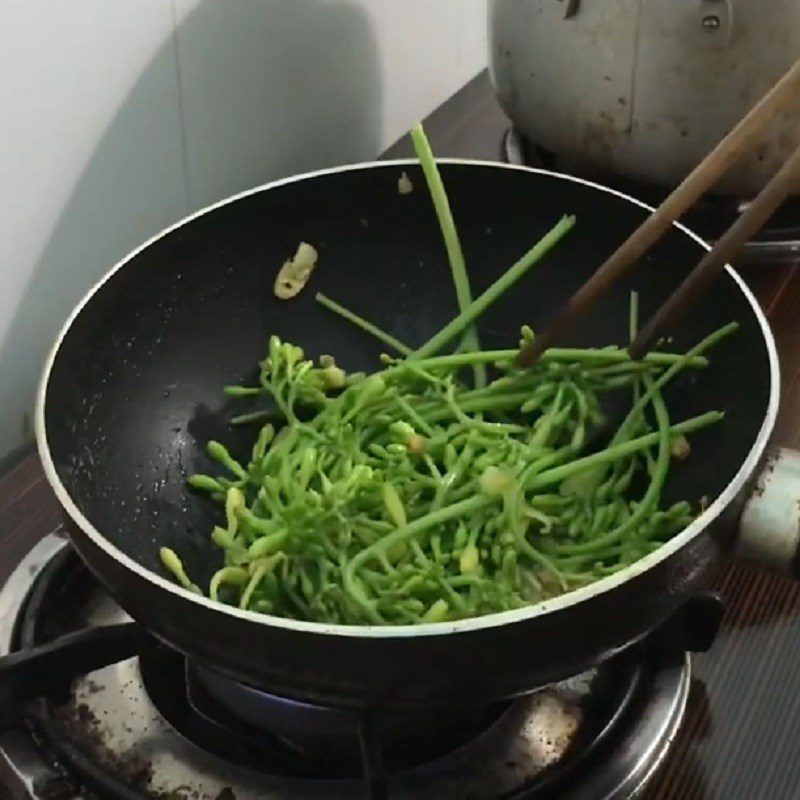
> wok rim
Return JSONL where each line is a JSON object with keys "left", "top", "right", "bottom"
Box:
{"left": 35, "top": 158, "right": 780, "bottom": 639}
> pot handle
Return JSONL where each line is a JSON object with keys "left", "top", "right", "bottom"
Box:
{"left": 735, "top": 447, "right": 800, "bottom": 577}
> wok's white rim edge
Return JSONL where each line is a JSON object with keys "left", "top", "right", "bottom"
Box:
{"left": 35, "top": 158, "right": 781, "bottom": 639}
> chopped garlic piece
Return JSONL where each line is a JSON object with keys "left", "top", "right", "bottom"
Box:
{"left": 407, "top": 434, "right": 427, "bottom": 455}
{"left": 460, "top": 545, "right": 480, "bottom": 574}
{"left": 398, "top": 171, "right": 414, "bottom": 195}
{"left": 670, "top": 435, "right": 691, "bottom": 461}
{"left": 273, "top": 242, "right": 318, "bottom": 300}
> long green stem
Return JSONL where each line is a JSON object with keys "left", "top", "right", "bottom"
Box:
{"left": 316, "top": 292, "right": 412, "bottom": 356}
{"left": 384, "top": 347, "right": 708, "bottom": 375}
{"left": 411, "top": 214, "right": 577, "bottom": 360}
{"left": 611, "top": 322, "right": 738, "bottom": 447}
{"left": 526, "top": 411, "right": 722, "bottom": 490}
{"left": 411, "top": 123, "right": 484, "bottom": 387}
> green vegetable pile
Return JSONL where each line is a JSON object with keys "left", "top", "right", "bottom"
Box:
{"left": 160, "top": 124, "right": 732, "bottom": 626}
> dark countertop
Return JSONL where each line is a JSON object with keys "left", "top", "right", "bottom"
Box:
{"left": 4, "top": 70, "right": 800, "bottom": 800}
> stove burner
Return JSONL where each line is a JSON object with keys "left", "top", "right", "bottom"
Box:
{"left": 0, "top": 537, "right": 691, "bottom": 799}
{"left": 140, "top": 650, "right": 508, "bottom": 779}
{"left": 503, "top": 127, "right": 800, "bottom": 265}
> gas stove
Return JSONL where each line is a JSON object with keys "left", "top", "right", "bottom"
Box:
{"left": 0, "top": 535, "right": 694, "bottom": 800}
{"left": 502, "top": 128, "right": 800, "bottom": 265}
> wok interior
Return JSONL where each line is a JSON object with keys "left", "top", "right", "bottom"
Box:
{"left": 44, "top": 163, "right": 772, "bottom": 594}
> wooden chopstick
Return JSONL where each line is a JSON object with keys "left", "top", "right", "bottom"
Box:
{"left": 629, "top": 141, "right": 800, "bottom": 360}
{"left": 516, "top": 55, "right": 800, "bottom": 368}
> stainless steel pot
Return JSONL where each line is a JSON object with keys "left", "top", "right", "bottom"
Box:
{"left": 488, "top": 0, "right": 800, "bottom": 195}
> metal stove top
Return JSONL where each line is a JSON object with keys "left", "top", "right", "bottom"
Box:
{"left": 503, "top": 128, "right": 800, "bottom": 265}
{"left": 0, "top": 537, "right": 690, "bottom": 800}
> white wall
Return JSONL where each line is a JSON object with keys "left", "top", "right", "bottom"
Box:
{"left": 0, "top": 0, "right": 488, "bottom": 457}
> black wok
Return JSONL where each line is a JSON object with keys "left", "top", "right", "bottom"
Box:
{"left": 36, "top": 160, "right": 784, "bottom": 709}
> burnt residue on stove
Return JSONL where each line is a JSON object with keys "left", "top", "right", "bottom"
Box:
{"left": 157, "top": 791, "right": 235, "bottom": 800}
{"left": 55, "top": 701, "right": 154, "bottom": 791}
{"left": 34, "top": 671, "right": 239, "bottom": 800}
{"left": 151, "top": 786, "right": 236, "bottom": 800}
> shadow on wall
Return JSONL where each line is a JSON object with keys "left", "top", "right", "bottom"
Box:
{"left": 1, "top": 0, "right": 381, "bottom": 457}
